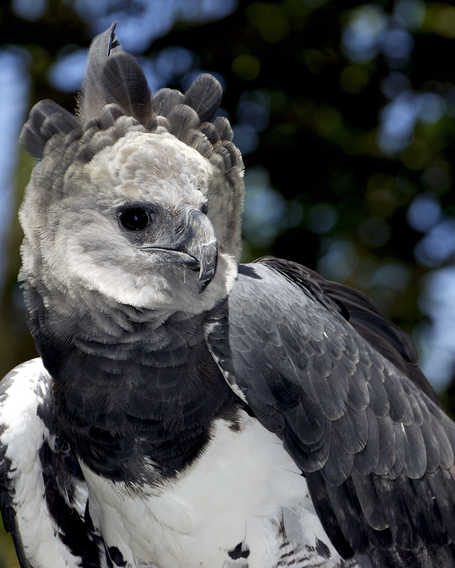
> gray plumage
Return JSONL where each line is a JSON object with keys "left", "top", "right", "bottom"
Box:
{"left": 1, "top": 23, "right": 454, "bottom": 568}
{"left": 79, "top": 23, "right": 152, "bottom": 127}
{"left": 20, "top": 99, "right": 79, "bottom": 159}
{"left": 207, "top": 260, "right": 455, "bottom": 564}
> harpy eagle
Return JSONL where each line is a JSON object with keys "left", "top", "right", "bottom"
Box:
{"left": 1, "top": 24, "right": 455, "bottom": 568}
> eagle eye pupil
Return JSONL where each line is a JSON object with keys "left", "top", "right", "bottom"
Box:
{"left": 119, "top": 207, "right": 149, "bottom": 231}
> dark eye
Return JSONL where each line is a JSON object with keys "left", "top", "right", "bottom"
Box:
{"left": 201, "top": 202, "right": 208, "bottom": 214}
{"left": 118, "top": 207, "right": 150, "bottom": 231}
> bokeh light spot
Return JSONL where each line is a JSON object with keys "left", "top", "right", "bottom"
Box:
{"left": 407, "top": 194, "right": 441, "bottom": 232}
{"left": 308, "top": 204, "right": 337, "bottom": 234}
{"left": 232, "top": 54, "right": 261, "bottom": 81}
{"left": 247, "top": 3, "right": 290, "bottom": 43}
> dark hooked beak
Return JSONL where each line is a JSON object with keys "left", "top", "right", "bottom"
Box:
{"left": 141, "top": 209, "right": 218, "bottom": 292}
{"left": 186, "top": 238, "right": 218, "bottom": 292}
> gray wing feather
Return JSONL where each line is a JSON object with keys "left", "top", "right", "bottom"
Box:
{"left": 205, "top": 261, "right": 455, "bottom": 566}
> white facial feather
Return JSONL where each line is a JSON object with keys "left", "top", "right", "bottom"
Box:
{"left": 20, "top": 130, "right": 237, "bottom": 313}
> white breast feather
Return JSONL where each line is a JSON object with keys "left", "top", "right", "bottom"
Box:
{"left": 80, "top": 411, "right": 345, "bottom": 568}
{"left": 0, "top": 358, "right": 85, "bottom": 568}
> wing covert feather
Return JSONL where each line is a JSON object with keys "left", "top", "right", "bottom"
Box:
{"left": 205, "top": 260, "right": 455, "bottom": 566}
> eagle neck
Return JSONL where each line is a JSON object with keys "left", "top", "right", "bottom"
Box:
{"left": 23, "top": 283, "right": 237, "bottom": 483}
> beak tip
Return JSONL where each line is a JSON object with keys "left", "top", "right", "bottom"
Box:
{"left": 198, "top": 271, "right": 216, "bottom": 293}
{"left": 197, "top": 241, "right": 218, "bottom": 292}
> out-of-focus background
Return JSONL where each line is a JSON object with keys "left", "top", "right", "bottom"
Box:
{"left": 1, "top": 0, "right": 455, "bottom": 564}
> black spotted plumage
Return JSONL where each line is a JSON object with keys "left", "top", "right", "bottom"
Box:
{"left": 0, "top": 363, "right": 108, "bottom": 567}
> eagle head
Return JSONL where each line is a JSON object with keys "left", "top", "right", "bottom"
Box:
{"left": 18, "top": 24, "right": 244, "bottom": 315}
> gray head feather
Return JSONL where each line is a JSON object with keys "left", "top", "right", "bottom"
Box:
{"left": 152, "top": 88, "right": 184, "bottom": 116}
{"left": 20, "top": 99, "right": 80, "bottom": 159}
{"left": 21, "top": 23, "right": 243, "bottom": 179}
{"left": 183, "top": 74, "right": 223, "bottom": 122}
{"left": 19, "top": 23, "right": 244, "bottom": 318}
{"left": 20, "top": 24, "right": 244, "bottom": 262}
{"left": 78, "top": 23, "right": 153, "bottom": 127}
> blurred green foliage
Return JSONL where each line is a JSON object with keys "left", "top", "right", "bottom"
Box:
{"left": 1, "top": 0, "right": 455, "bottom": 565}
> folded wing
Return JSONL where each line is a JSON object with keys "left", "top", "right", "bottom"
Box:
{"left": 205, "top": 259, "right": 455, "bottom": 567}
